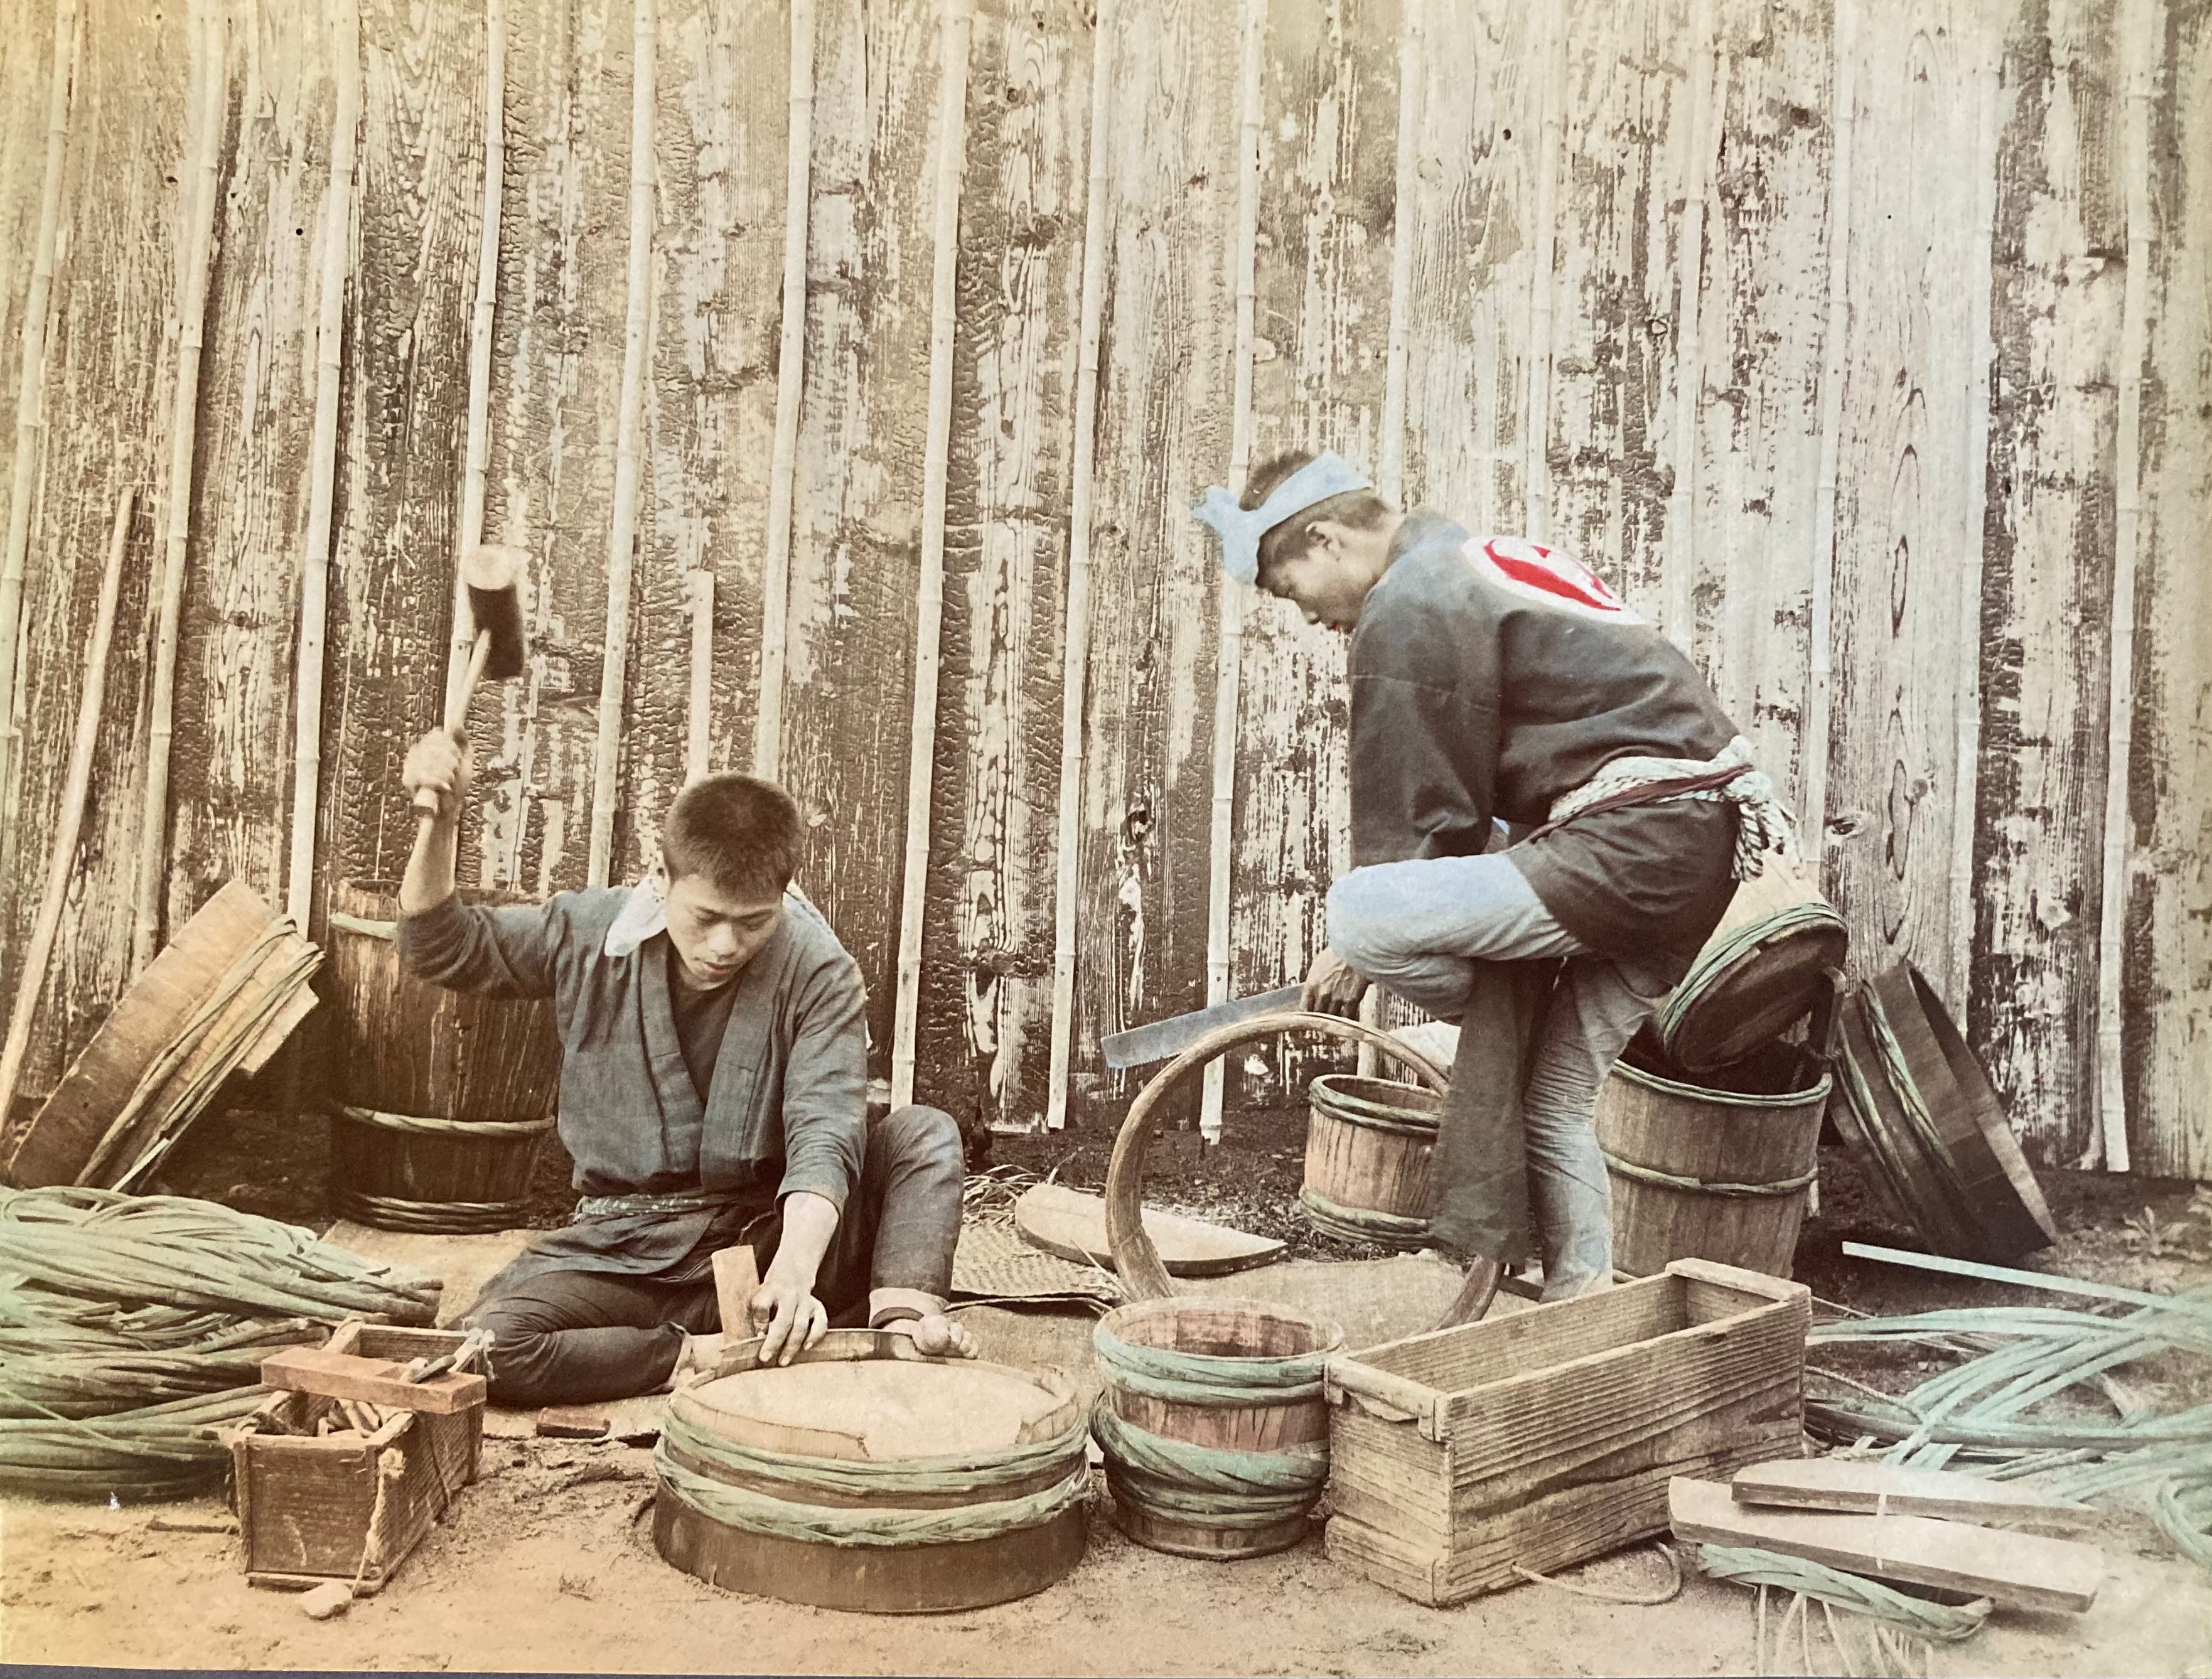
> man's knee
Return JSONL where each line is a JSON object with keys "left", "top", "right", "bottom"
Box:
{"left": 874, "top": 1103, "right": 964, "bottom": 1174}
{"left": 1325, "top": 871, "right": 1397, "bottom": 974}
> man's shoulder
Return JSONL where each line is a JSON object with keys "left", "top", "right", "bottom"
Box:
{"left": 778, "top": 888, "right": 859, "bottom": 972}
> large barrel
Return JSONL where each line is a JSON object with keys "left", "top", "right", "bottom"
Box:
{"left": 323, "top": 881, "right": 561, "bottom": 1233}
{"left": 1094, "top": 1297, "right": 1342, "bottom": 1559}
{"left": 1594, "top": 1044, "right": 1830, "bottom": 1279}
{"left": 1300, "top": 1074, "right": 1441, "bottom": 1250}
{"left": 1655, "top": 853, "right": 1847, "bottom": 1075}
{"left": 652, "top": 1331, "right": 1088, "bottom": 1613}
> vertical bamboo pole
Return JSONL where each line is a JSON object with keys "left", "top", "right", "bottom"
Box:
{"left": 888, "top": 0, "right": 974, "bottom": 1111}
{"left": 685, "top": 567, "right": 714, "bottom": 782}
{"left": 444, "top": 0, "right": 508, "bottom": 733}
{"left": 1361, "top": 0, "right": 1422, "bottom": 1081}
{"left": 0, "top": 0, "right": 79, "bottom": 869}
{"left": 751, "top": 0, "right": 815, "bottom": 782}
{"left": 1800, "top": 0, "right": 1857, "bottom": 862}
{"left": 2097, "top": 0, "right": 2159, "bottom": 1176}
{"left": 133, "top": 1, "right": 227, "bottom": 975}
{"left": 286, "top": 0, "right": 362, "bottom": 927}
{"left": 1198, "top": 0, "right": 1269, "bottom": 1144}
{"left": 0, "top": 488, "right": 132, "bottom": 1130}
{"left": 1522, "top": 1, "right": 1564, "bottom": 543}
{"left": 1949, "top": 60, "right": 2000, "bottom": 1009}
{"left": 1045, "top": 0, "right": 1117, "bottom": 1131}
{"left": 589, "top": 0, "right": 657, "bottom": 889}
{"left": 1663, "top": 0, "right": 1720, "bottom": 648}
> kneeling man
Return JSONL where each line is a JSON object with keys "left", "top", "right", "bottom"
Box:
{"left": 397, "top": 731, "right": 973, "bottom": 1407}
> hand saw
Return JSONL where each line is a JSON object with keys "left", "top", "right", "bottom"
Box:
{"left": 1099, "top": 985, "right": 1306, "bottom": 1070}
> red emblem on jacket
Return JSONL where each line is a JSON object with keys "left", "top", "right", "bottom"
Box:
{"left": 1463, "top": 535, "right": 1643, "bottom": 623}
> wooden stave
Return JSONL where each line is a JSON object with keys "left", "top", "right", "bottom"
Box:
{"left": 325, "top": 881, "right": 561, "bottom": 1122}
{"left": 326, "top": 1108, "right": 546, "bottom": 1219}
{"left": 1095, "top": 1296, "right": 1339, "bottom": 1560}
{"left": 1594, "top": 1059, "right": 1829, "bottom": 1279}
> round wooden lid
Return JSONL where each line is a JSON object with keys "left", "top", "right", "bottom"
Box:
{"left": 672, "top": 1354, "right": 1072, "bottom": 1462}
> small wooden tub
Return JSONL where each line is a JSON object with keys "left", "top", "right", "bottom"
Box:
{"left": 1301, "top": 1075, "right": 1441, "bottom": 1250}
{"left": 1655, "top": 854, "right": 1847, "bottom": 1076}
{"left": 323, "top": 881, "right": 562, "bottom": 1233}
{"left": 652, "top": 1330, "right": 1088, "bottom": 1614}
{"left": 1093, "top": 1297, "right": 1343, "bottom": 1560}
{"left": 1594, "top": 1044, "right": 1830, "bottom": 1279}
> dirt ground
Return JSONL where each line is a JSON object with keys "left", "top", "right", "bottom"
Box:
{"left": 5, "top": 1102, "right": 2211, "bottom": 1676}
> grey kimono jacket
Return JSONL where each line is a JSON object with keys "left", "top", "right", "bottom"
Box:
{"left": 395, "top": 887, "right": 867, "bottom": 1289}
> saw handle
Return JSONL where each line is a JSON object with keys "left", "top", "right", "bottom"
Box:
{"left": 411, "top": 628, "right": 493, "bottom": 818}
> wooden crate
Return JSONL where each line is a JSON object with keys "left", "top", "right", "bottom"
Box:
{"left": 1323, "top": 1257, "right": 1810, "bottom": 1606}
{"left": 228, "top": 1325, "right": 483, "bottom": 1592}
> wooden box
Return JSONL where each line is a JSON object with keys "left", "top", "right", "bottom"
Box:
{"left": 1323, "top": 1257, "right": 1810, "bottom": 1606}
{"left": 228, "top": 1325, "right": 483, "bottom": 1592}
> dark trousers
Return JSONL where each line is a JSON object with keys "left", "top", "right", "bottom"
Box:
{"left": 471, "top": 1104, "right": 964, "bottom": 1408}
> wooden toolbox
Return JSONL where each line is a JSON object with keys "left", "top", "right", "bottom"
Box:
{"left": 1323, "top": 1257, "right": 1811, "bottom": 1606}
{"left": 227, "top": 1323, "right": 484, "bottom": 1592}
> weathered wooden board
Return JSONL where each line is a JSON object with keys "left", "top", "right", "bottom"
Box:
{"left": 1820, "top": 0, "right": 2000, "bottom": 996}
{"left": 1969, "top": 0, "right": 2125, "bottom": 1167}
{"left": 1014, "top": 1180, "right": 1284, "bottom": 1275}
{"left": 1225, "top": 0, "right": 1394, "bottom": 1107}
{"left": 1686, "top": 0, "right": 1835, "bottom": 816}
{"left": 260, "top": 1344, "right": 487, "bottom": 1415}
{"left": 475, "top": 0, "right": 626, "bottom": 898}
{"left": 1064, "top": 0, "right": 1241, "bottom": 1129}
{"left": 916, "top": 0, "right": 1089, "bottom": 1129}
{"left": 2126, "top": 0, "right": 2211, "bottom": 1177}
{"left": 0, "top": 0, "right": 189, "bottom": 1092}
{"left": 1731, "top": 1456, "right": 2098, "bottom": 1527}
{"left": 319, "top": 0, "right": 483, "bottom": 904}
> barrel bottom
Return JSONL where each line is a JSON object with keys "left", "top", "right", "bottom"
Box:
{"left": 652, "top": 1483, "right": 1087, "bottom": 1613}
{"left": 1110, "top": 1497, "right": 1313, "bottom": 1560}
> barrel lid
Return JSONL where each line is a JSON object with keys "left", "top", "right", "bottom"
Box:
{"left": 1660, "top": 858, "right": 1848, "bottom": 1074}
{"left": 672, "top": 1334, "right": 1075, "bottom": 1461}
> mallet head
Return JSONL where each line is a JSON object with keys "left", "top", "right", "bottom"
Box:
{"left": 462, "top": 544, "right": 529, "bottom": 682}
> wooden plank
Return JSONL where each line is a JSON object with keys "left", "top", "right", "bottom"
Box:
{"left": 2125, "top": 0, "right": 2212, "bottom": 1177}
{"left": 918, "top": 0, "right": 1088, "bottom": 1130}
{"left": 1820, "top": 0, "right": 1999, "bottom": 980}
{"left": 1396, "top": 0, "right": 1536, "bottom": 528}
{"left": 1012, "top": 1181, "right": 1284, "bottom": 1275}
{"left": 321, "top": 0, "right": 483, "bottom": 899}
{"left": 1972, "top": 0, "right": 2127, "bottom": 1169}
{"left": 711, "top": 1244, "right": 760, "bottom": 1335}
{"left": 1225, "top": 0, "right": 1395, "bottom": 1110}
{"left": 1066, "top": 0, "right": 1240, "bottom": 1129}
{"left": 1669, "top": 1474, "right": 2105, "bottom": 1614}
{"left": 774, "top": 0, "right": 943, "bottom": 1082}
{"left": 1731, "top": 1457, "right": 2098, "bottom": 1528}
{"left": 260, "top": 1345, "right": 488, "bottom": 1416}
{"left": 1543, "top": 0, "right": 1694, "bottom": 615}
{"left": 1688, "top": 0, "right": 1836, "bottom": 825}
{"left": 169, "top": 3, "right": 333, "bottom": 922}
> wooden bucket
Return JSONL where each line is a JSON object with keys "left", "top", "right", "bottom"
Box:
{"left": 1655, "top": 854, "right": 1848, "bottom": 1076}
{"left": 1301, "top": 1074, "right": 1441, "bottom": 1250}
{"left": 1594, "top": 1044, "right": 1830, "bottom": 1279}
{"left": 323, "top": 881, "right": 561, "bottom": 1233}
{"left": 1093, "top": 1296, "right": 1343, "bottom": 1559}
{"left": 652, "top": 1330, "right": 1088, "bottom": 1613}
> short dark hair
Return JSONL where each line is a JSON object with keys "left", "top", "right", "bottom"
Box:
{"left": 662, "top": 775, "right": 802, "bottom": 899}
{"left": 1242, "top": 451, "right": 1397, "bottom": 587}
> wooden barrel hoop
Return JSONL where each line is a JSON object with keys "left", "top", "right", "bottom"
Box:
{"left": 1301, "top": 1073, "right": 1442, "bottom": 1250}
{"left": 1656, "top": 857, "right": 1849, "bottom": 1075}
{"left": 1093, "top": 1297, "right": 1343, "bottom": 1559}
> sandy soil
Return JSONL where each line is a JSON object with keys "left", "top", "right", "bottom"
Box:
{"left": 7, "top": 1107, "right": 2209, "bottom": 1675}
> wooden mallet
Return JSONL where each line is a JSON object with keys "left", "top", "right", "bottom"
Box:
{"left": 413, "top": 544, "right": 528, "bottom": 818}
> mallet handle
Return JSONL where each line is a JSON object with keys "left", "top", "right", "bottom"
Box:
{"left": 411, "top": 628, "right": 493, "bottom": 817}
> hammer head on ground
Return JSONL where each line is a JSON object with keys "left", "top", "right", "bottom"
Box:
{"left": 462, "top": 544, "right": 529, "bottom": 681}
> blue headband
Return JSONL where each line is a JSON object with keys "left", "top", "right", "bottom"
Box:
{"left": 1190, "top": 451, "right": 1375, "bottom": 585}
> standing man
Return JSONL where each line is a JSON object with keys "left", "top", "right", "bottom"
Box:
{"left": 397, "top": 731, "right": 974, "bottom": 1407}
{"left": 1193, "top": 451, "right": 1788, "bottom": 1316}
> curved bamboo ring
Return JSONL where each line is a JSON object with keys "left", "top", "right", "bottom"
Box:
{"left": 1103, "top": 1011, "right": 1449, "bottom": 1302}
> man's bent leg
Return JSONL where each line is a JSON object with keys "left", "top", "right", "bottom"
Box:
{"left": 1520, "top": 958, "right": 1668, "bottom": 1301}
{"left": 1326, "top": 854, "right": 1586, "bottom": 1014}
{"left": 816, "top": 1103, "right": 965, "bottom": 1329}
{"left": 471, "top": 1268, "right": 719, "bottom": 1407}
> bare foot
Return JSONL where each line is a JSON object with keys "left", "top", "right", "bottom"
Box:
{"left": 662, "top": 1331, "right": 724, "bottom": 1390}
{"left": 882, "top": 1312, "right": 977, "bottom": 1359}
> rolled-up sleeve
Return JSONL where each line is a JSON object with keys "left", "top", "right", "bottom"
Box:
{"left": 394, "top": 894, "right": 563, "bottom": 998}
{"left": 774, "top": 952, "right": 867, "bottom": 1212}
